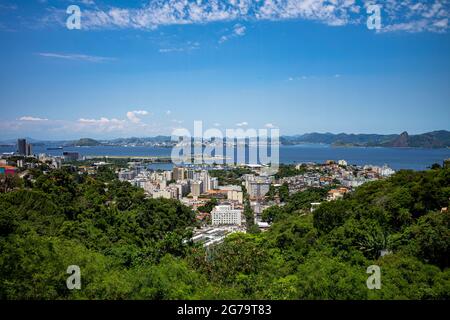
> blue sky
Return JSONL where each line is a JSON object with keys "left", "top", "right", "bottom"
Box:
{"left": 0, "top": 0, "right": 449, "bottom": 140}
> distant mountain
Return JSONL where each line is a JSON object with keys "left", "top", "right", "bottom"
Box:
{"left": 381, "top": 130, "right": 450, "bottom": 148}
{"left": 281, "top": 130, "right": 450, "bottom": 148}
{"left": 108, "top": 136, "right": 172, "bottom": 145}
{"left": 2, "top": 131, "right": 449, "bottom": 149}
{"left": 70, "top": 138, "right": 102, "bottom": 147}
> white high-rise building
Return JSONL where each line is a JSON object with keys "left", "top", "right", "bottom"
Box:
{"left": 191, "top": 180, "right": 203, "bottom": 197}
{"left": 210, "top": 177, "right": 219, "bottom": 190}
{"left": 164, "top": 170, "right": 173, "bottom": 181}
{"left": 201, "top": 170, "right": 211, "bottom": 192}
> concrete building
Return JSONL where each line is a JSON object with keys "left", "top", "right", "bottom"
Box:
{"left": 173, "top": 166, "right": 185, "bottom": 181}
{"left": 210, "top": 177, "right": 219, "bottom": 190}
{"left": 186, "top": 169, "right": 195, "bottom": 180}
{"left": 26, "top": 143, "right": 33, "bottom": 156}
{"left": 191, "top": 180, "right": 203, "bottom": 197}
{"left": 118, "top": 170, "right": 136, "bottom": 181}
{"left": 17, "top": 139, "right": 27, "bottom": 156}
{"left": 174, "top": 181, "right": 190, "bottom": 198}
{"left": 152, "top": 189, "right": 171, "bottom": 199}
{"left": 327, "top": 188, "right": 349, "bottom": 201}
{"left": 152, "top": 187, "right": 179, "bottom": 200}
{"left": 201, "top": 170, "right": 211, "bottom": 192}
{"left": 338, "top": 160, "right": 348, "bottom": 166}
{"left": 63, "top": 152, "right": 80, "bottom": 161}
{"left": 248, "top": 181, "right": 270, "bottom": 200}
{"left": 379, "top": 165, "right": 395, "bottom": 177}
{"left": 52, "top": 158, "right": 62, "bottom": 169}
{"left": 227, "top": 190, "right": 243, "bottom": 204}
{"left": 211, "top": 205, "right": 242, "bottom": 226}
{"left": 164, "top": 170, "right": 173, "bottom": 181}
{"left": 16, "top": 139, "right": 33, "bottom": 156}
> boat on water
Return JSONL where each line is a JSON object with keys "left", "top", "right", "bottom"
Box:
{"left": 47, "top": 147, "right": 63, "bottom": 150}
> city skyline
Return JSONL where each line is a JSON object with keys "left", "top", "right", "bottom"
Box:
{"left": 0, "top": 0, "right": 449, "bottom": 140}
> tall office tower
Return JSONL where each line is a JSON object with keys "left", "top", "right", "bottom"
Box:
{"left": 26, "top": 143, "right": 33, "bottom": 156}
{"left": 17, "top": 139, "right": 27, "bottom": 155}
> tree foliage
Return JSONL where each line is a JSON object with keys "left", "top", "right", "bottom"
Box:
{"left": 0, "top": 166, "right": 449, "bottom": 300}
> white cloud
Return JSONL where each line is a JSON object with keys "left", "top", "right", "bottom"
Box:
{"left": 166, "top": 110, "right": 172, "bottom": 115}
{"left": 80, "top": 0, "right": 95, "bottom": 6}
{"left": 2, "top": 110, "right": 170, "bottom": 138}
{"left": 234, "top": 24, "right": 246, "bottom": 36}
{"left": 77, "top": 117, "right": 126, "bottom": 132}
{"left": 133, "top": 110, "right": 149, "bottom": 115}
{"left": 37, "top": 52, "right": 116, "bottom": 63}
{"left": 265, "top": 123, "right": 276, "bottom": 128}
{"left": 126, "top": 110, "right": 149, "bottom": 123}
{"left": 34, "top": 0, "right": 450, "bottom": 34}
{"left": 288, "top": 74, "right": 341, "bottom": 81}
{"left": 219, "top": 23, "right": 247, "bottom": 43}
{"left": 19, "top": 116, "right": 48, "bottom": 121}
{"left": 377, "top": 0, "right": 450, "bottom": 33}
{"left": 434, "top": 18, "right": 448, "bottom": 28}
{"left": 236, "top": 121, "right": 248, "bottom": 127}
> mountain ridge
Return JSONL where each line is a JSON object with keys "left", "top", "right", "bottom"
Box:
{"left": 1, "top": 130, "right": 449, "bottom": 149}
{"left": 280, "top": 130, "right": 450, "bottom": 148}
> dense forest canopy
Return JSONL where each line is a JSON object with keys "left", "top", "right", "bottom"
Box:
{"left": 0, "top": 165, "right": 449, "bottom": 299}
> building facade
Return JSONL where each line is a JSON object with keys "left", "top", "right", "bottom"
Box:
{"left": 211, "top": 205, "right": 242, "bottom": 226}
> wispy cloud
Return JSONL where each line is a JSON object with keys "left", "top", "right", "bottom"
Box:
{"left": 373, "top": 0, "right": 449, "bottom": 33}
{"left": 77, "top": 117, "right": 125, "bottom": 132}
{"left": 159, "top": 41, "right": 200, "bottom": 53}
{"left": 37, "top": 52, "right": 116, "bottom": 63}
{"left": 41, "top": 0, "right": 449, "bottom": 33}
{"left": 287, "top": 74, "right": 341, "bottom": 81}
{"left": 219, "top": 23, "right": 246, "bottom": 43}
{"left": 236, "top": 121, "right": 248, "bottom": 127}
{"left": 19, "top": 116, "right": 48, "bottom": 121}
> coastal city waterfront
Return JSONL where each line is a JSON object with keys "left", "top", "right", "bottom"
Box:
{"left": 1, "top": 143, "right": 450, "bottom": 171}
{"left": 2, "top": 138, "right": 448, "bottom": 249}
